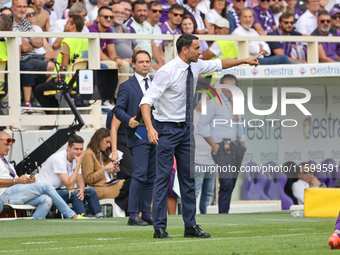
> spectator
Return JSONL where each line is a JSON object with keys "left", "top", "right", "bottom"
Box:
{"left": 25, "top": 6, "right": 59, "bottom": 59}
{"left": 295, "top": 0, "right": 319, "bottom": 35}
{"left": 126, "top": 0, "right": 163, "bottom": 70}
{"left": 37, "top": 135, "right": 105, "bottom": 218}
{"left": 62, "top": 0, "right": 86, "bottom": 20}
{"left": 0, "top": 131, "right": 86, "bottom": 219}
{"left": 179, "top": 14, "right": 209, "bottom": 53}
{"left": 270, "top": 0, "right": 287, "bottom": 26}
{"left": 253, "top": 0, "right": 277, "bottom": 35}
{"left": 157, "top": 0, "right": 178, "bottom": 23}
{"left": 232, "top": 7, "right": 291, "bottom": 64}
{"left": 330, "top": 7, "right": 340, "bottom": 30}
{"left": 228, "top": 0, "right": 246, "bottom": 34}
{"left": 292, "top": 162, "right": 325, "bottom": 205}
{"left": 87, "top": 0, "right": 110, "bottom": 22}
{"left": 0, "top": 10, "right": 36, "bottom": 113}
{"left": 319, "top": 0, "right": 327, "bottom": 11}
{"left": 88, "top": 6, "right": 130, "bottom": 96}
{"left": 119, "top": 0, "right": 132, "bottom": 22}
{"left": 33, "top": 15, "right": 88, "bottom": 108}
{"left": 311, "top": 10, "right": 340, "bottom": 62}
{"left": 82, "top": 128, "right": 125, "bottom": 200}
{"left": 111, "top": 3, "right": 141, "bottom": 68}
{"left": 159, "top": 4, "right": 183, "bottom": 53}
{"left": 202, "top": 18, "right": 238, "bottom": 60}
{"left": 286, "top": 0, "right": 302, "bottom": 25}
{"left": 205, "top": 0, "right": 228, "bottom": 34}
{"left": 145, "top": 1, "right": 163, "bottom": 53}
{"left": 12, "top": 0, "right": 54, "bottom": 83}
{"left": 49, "top": 4, "right": 89, "bottom": 50}
{"left": 183, "top": 0, "right": 213, "bottom": 34}
{"left": 31, "top": 0, "right": 50, "bottom": 31}
{"left": 52, "top": 0, "right": 68, "bottom": 19}
{"left": 43, "top": 0, "right": 58, "bottom": 26}
{"left": 268, "top": 12, "right": 307, "bottom": 63}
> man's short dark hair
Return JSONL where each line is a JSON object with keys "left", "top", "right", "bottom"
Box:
{"left": 318, "top": 10, "right": 330, "bottom": 19}
{"left": 238, "top": 7, "right": 255, "bottom": 18}
{"left": 0, "top": 14, "right": 13, "bottom": 32}
{"left": 279, "top": 12, "right": 294, "bottom": 22}
{"left": 68, "top": 134, "right": 84, "bottom": 147}
{"left": 98, "top": 6, "right": 112, "bottom": 16}
{"left": 147, "top": 1, "right": 161, "bottom": 10}
{"left": 132, "top": 0, "right": 147, "bottom": 12}
{"left": 132, "top": 50, "right": 151, "bottom": 63}
{"left": 69, "top": 15, "right": 84, "bottom": 32}
{"left": 170, "top": 4, "right": 184, "bottom": 13}
{"left": 220, "top": 74, "right": 239, "bottom": 87}
{"left": 176, "top": 34, "right": 199, "bottom": 54}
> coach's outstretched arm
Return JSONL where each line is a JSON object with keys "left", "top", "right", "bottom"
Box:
{"left": 221, "top": 52, "right": 262, "bottom": 69}
{"left": 140, "top": 104, "right": 158, "bottom": 145}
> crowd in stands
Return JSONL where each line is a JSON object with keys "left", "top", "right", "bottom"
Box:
{"left": 0, "top": 0, "right": 340, "bottom": 112}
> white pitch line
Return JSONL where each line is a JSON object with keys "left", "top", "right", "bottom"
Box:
{"left": 280, "top": 228, "right": 313, "bottom": 231}
{"left": 95, "top": 238, "right": 123, "bottom": 241}
{"left": 47, "top": 220, "right": 118, "bottom": 223}
{"left": 257, "top": 219, "right": 318, "bottom": 222}
{"left": 22, "top": 241, "right": 57, "bottom": 245}
{"left": 199, "top": 223, "right": 248, "bottom": 226}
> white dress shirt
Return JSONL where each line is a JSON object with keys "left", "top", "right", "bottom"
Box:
{"left": 197, "top": 93, "right": 245, "bottom": 143}
{"left": 232, "top": 25, "right": 271, "bottom": 57}
{"left": 140, "top": 55, "right": 222, "bottom": 122}
{"left": 295, "top": 9, "right": 317, "bottom": 35}
{"left": 48, "top": 19, "right": 90, "bottom": 48}
{"left": 87, "top": 6, "right": 99, "bottom": 22}
{"left": 134, "top": 72, "right": 151, "bottom": 95}
{"left": 292, "top": 179, "right": 318, "bottom": 205}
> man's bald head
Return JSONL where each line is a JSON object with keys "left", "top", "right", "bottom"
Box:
{"left": 0, "top": 131, "right": 10, "bottom": 140}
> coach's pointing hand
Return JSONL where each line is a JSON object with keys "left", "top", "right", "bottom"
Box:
{"left": 245, "top": 52, "right": 262, "bottom": 67}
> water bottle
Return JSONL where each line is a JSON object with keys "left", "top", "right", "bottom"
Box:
{"left": 291, "top": 211, "right": 304, "bottom": 217}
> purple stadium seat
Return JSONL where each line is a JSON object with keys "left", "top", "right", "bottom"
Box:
{"left": 248, "top": 170, "right": 270, "bottom": 200}
{"left": 278, "top": 172, "right": 294, "bottom": 210}
{"left": 242, "top": 162, "right": 257, "bottom": 200}
{"left": 263, "top": 162, "right": 280, "bottom": 200}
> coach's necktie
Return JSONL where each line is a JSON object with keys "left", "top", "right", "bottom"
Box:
{"left": 144, "top": 78, "right": 149, "bottom": 91}
{"left": 185, "top": 66, "right": 194, "bottom": 125}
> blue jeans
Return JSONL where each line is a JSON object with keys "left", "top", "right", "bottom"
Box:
{"left": 258, "top": 55, "right": 291, "bottom": 65}
{"left": 195, "top": 163, "right": 216, "bottom": 214}
{"left": 0, "top": 183, "right": 76, "bottom": 219}
{"left": 56, "top": 187, "right": 103, "bottom": 217}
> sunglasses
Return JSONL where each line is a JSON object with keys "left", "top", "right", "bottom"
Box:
{"left": 152, "top": 9, "right": 163, "bottom": 14}
{"left": 0, "top": 138, "right": 15, "bottom": 144}
{"left": 260, "top": 0, "right": 271, "bottom": 2}
{"left": 171, "top": 12, "right": 184, "bottom": 17}
{"left": 71, "top": 0, "right": 83, "bottom": 2}
{"left": 0, "top": 13, "right": 13, "bottom": 19}
{"left": 282, "top": 21, "right": 294, "bottom": 24}
{"left": 332, "top": 15, "right": 340, "bottom": 20}
{"left": 236, "top": 0, "right": 247, "bottom": 2}
{"left": 100, "top": 15, "right": 114, "bottom": 20}
{"left": 320, "top": 19, "right": 331, "bottom": 24}
{"left": 25, "top": 12, "right": 36, "bottom": 17}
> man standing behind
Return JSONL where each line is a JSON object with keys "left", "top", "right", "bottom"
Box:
{"left": 88, "top": 6, "right": 130, "bottom": 95}
{"left": 140, "top": 34, "right": 261, "bottom": 239}
{"left": 295, "top": 0, "right": 319, "bottom": 35}
{"left": 115, "top": 50, "right": 156, "bottom": 226}
{"left": 37, "top": 135, "right": 104, "bottom": 218}
{"left": 31, "top": 0, "right": 50, "bottom": 31}
{"left": 145, "top": 1, "right": 163, "bottom": 57}
{"left": 0, "top": 131, "right": 84, "bottom": 219}
{"left": 252, "top": 0, "right": 277, "bottom": 35}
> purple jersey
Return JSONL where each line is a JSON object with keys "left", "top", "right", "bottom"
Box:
{"left": 88, "top": 23, "right": 114, "bottom": 51}
{"left": 159, "top": 22, "right": 182, "bottom": 50}
{"left": 311, "top": 28, "right": 340, "bottom": 61}
{"left": 158, "top": 0, "right": 178, "bottom": 23}
{"left": 253, "top": 6, "right": 276, "bottom": 35}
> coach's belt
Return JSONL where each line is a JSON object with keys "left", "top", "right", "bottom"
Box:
{"left": 162, "top": 121, "right": 186, "bottom": 126}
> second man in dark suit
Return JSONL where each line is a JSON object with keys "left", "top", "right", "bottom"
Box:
{"left": 115, "top": 50, "right": 156, "bottom": 226}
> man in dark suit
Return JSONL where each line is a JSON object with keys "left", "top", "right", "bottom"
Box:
{"left": 115, "top": 50, "right": 156, "bottom": 226}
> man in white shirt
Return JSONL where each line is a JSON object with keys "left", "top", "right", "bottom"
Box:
{"left": 87, "top": 0, "right": 110, "bottom": 22}
{"left": 292, "top": 163, "right": 324, "bottom": 205}
{"left": 49, "top": 4, "right": 89, "bottom": 49}
{"left": 37, "top": 135, "right": 104, "bottom": 218}
{"left": 197, "top": 74, "right": 246, "bottom": 214}
{"left": 0, "top": 131, "right": 84, "bottom": 219}
{"left": 140, "top": 33, "right": 261, "bottom": 239}
{"left": 232, "top": 7, "right": 291, "bottom": 64}
{"left": 145, "top": 1, "right": 163, "bottom": 57}
{"left": 295, "top": 0, "right": 319, "bottom": 34}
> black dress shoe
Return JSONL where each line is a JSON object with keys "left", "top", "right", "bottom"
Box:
{"left": 184, "top": 225, "right": 211, "bottom": 238}
{"left": 127, "top": 216, "right": 148, "bottom": 226}
{"left": 153, "top": 228, "right": 173, "bottom": 239}
{"left": 141, "top": 216, "right": 153, "bottom": 225}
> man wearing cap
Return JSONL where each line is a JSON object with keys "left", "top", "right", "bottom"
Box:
{"left": 232, "top": 7, "right": 291, "bottom": 64}
{"left": 330, "top": 7, "right": 340, "bottom": 31}
{"left": 227, "top": 0, "right": 246, "bottom": 34}
{"left": 311, "top": 10, "right": 340, "bottom": 62}
{"left": 202, "top": 18, "right": 238, "bottom": 61}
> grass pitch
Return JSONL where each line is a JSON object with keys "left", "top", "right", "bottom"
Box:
{"left": 0, "top": 212, "right": 336, "bottom": 254}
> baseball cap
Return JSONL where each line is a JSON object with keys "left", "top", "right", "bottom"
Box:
{"left": 212, "top": 17, "right": 230, "bottom": 28}
{"left": 330, "top": 7, "right": 340, "bottom": 17}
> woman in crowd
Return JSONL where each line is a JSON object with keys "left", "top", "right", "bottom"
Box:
{"left": 179, "top": 14, "right": 209, "bottom": 54}
{"left": 205, "top": 0, "right": 228, "bottom": 33}
{"left": 82, "top": 128, "right": 125, "bottom": 201}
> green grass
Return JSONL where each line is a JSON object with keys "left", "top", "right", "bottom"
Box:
{"left": 0, "top": 212, "right": 336, "bottom": 254}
